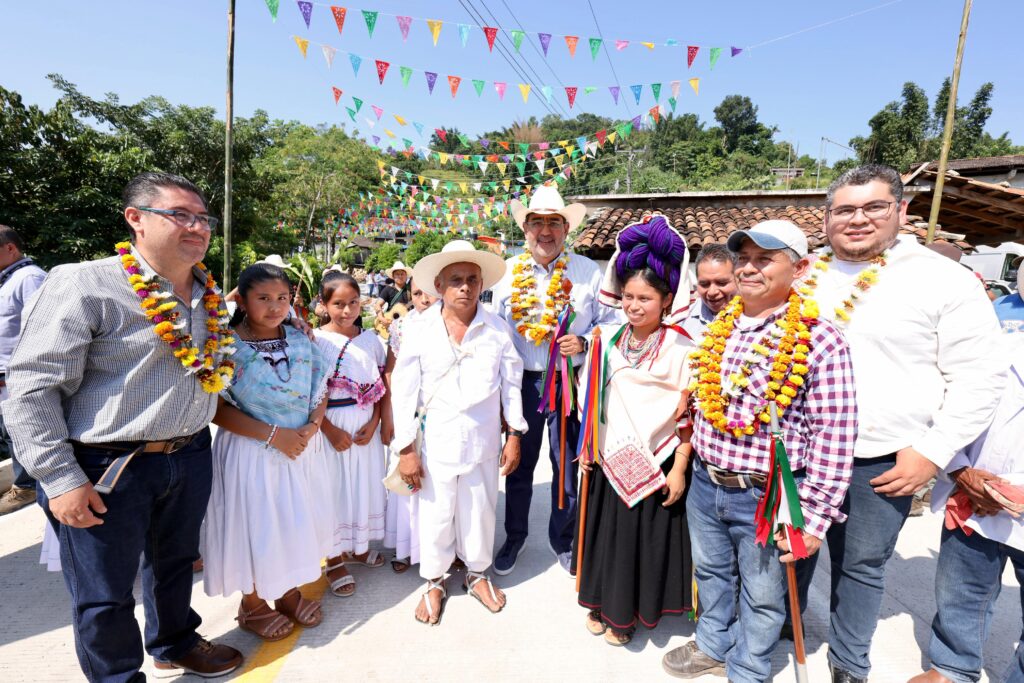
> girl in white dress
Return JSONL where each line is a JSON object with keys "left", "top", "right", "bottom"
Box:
{"left": 315, "top": 272, "right": 388, "bottom": 596}
{"left": 203, "top": 263, "right": 331, "bottom": 641}
{"left": 382, "top": 278, "right": 438, "bottom": 572}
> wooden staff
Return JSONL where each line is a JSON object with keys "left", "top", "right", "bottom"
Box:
{"left": 574, "top": 326, "right": 601, "bottom": 592}
{"left": 558, "top": 400, "right": 567, "bottom": 510}
{"left": 786, "top": 562, "right": 809, "bottom": 683}
{"left": 575, "top": 467, "right": 590, "bottom": 593}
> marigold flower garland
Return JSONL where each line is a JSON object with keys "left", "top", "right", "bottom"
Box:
{"left": 115, "top": 242, "right": 236, "bottom": 393}
{"left": 510, "top": 250, "right": 572, "bottom": 346}
{"left": 690, "top": 291, "right": 818, "bottom": 437}
{"left": 799, "top": 249, "right": 888, "bottom": 324}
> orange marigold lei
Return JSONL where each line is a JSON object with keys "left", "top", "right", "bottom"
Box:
{"left": 799, "top": 249, "right": 889, "bottom": 324}
{"left": 115, "top": 241, "right": 236, "bottom": 394}
{"left": 690, "top": 291, "right": 818, "bottom": 437}
{"left": 510, "top": 251, "right": 572, "bottom": 346}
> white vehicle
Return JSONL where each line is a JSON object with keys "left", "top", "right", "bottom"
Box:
{"left": 962, "top": 243, "right": 1024, "bottom": 285}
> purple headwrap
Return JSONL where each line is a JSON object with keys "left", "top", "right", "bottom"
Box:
{"left": 614, "top": 214, "right": 686, "bottom": 293}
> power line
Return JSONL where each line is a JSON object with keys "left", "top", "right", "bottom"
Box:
{"left": 586, "top": 0, "right": 633, "bottom": 118}
{"left": 498, "top": 0, "right": 571, "bottom": 97}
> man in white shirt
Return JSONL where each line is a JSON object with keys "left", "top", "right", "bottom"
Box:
{"left": 800, "top": 164, "right": 1007, "bottom": 683}
{"left": 909, "top": 341, "right": 1024, "bottom": 683}
{"left": 392, "top": 241, "right": 527, "bottom": 625}
{"left": 680, "top": 243, "right": 738, "bottom": 344}
{"left": 489, "top": 185, "right": 622, "bottom": 576}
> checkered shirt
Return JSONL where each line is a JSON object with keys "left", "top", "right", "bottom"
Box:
{"left": 692, "top": 309, "right": 858, "bottom": 538}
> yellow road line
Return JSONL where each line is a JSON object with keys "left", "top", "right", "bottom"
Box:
{"left": 232, "top": 577, "right": 329, "bottom": 682}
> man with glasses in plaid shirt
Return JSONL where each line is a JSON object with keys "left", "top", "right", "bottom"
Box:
{"left": 662, "top": 220, "right": 857, "bottom": 683}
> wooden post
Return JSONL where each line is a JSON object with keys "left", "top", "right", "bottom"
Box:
{"left": 223, "top": 0, "right": 236, "bottom": 289}
{"left": 926, "top": 0, "right": 973, "bottom": 245}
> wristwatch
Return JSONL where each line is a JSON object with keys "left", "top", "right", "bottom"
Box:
{"left": 508, "top": 428, "right": 526, "bottom": 438}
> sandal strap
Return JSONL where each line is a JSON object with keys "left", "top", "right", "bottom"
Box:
{"left": 238, "top": 607, "right": 292, "bottom": 636}
{"left": 325, "top": 561, "right": 347, "bottom": 573}
{"left": 422, "top": 577, "right": 446, "bottom": 618}
{"left": 465, "top": 571, "right": 498, "bottom": 604}
{"left": 295, "top": 597, "right": 320, "bottom": 623}
{"left": 330, "top": 574, "right": 355, "bottom": 590}
{"left": 366, "top": 549, "right": 382, "bottom": 565}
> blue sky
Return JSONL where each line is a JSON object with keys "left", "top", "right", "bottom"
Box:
{"left": 3, "top": 0, "right": 1022, "bottom": 165}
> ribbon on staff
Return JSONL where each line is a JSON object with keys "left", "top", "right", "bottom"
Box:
{"left": 754, "top": 409, "right": 808, "bottom": 560}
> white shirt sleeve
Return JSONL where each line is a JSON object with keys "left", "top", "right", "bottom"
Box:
{"left": 498, "top": 330, "right": 528, "bottom": 433}
{"left": 391, "top": 324, "right": 424, "bottom": 452}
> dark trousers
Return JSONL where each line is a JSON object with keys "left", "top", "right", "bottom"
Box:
{"left": 38, "top": 429, "right": 213, "bottom": 683}
{"left": 503, "top": 369, "right": 581, "bottom": 554}
{"left": 0, "top": 401, "right": 35, "bottom": 489}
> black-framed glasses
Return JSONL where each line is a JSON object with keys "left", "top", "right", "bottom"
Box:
{"left": 137, "top": 207, "right": 219, "bottom": 232}
{"left": 827, "top": 201, "right": 895, "bottom": 223}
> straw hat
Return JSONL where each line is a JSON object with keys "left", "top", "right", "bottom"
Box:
{"left": 412, "top": 240, "right": 506, "bottom": 298}
{"left": 385, "top": 260, "right": 410, "bottom": 279}
{"left": 257, "top": 254, "right": 288, "bottom": 268}
{"left": 509, "top": 185, "right": 587, "bottom": 232}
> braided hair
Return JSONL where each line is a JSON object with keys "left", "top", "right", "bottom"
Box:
{"left": 614, "top": 215, "right": 687, "bottom": 297}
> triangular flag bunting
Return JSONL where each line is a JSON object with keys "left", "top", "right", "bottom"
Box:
{"left": 394, "top": 114, "right": 407, "bottom": 125}
{"left": 565, "top": 86, "right": 578, "bottom": 109}
{"left": 494, "top": 81, "right": 507, "bottom": 100}
{"left": 322, "top": 45, "right": 337, "bottom": 67}
{"left": 687, "top": 45, "right": 699, "bottom": 68}
{"left": 709, "top": 46, "right": 722, "bottom": 69}
{"left": 396, "top": 15, "right": 412, "bottom": 41}
{"left": 670, "top": 80, "right": 681, "bottom": 99}
{"left": 595, "top": 129, "right": 607, "bottom": 146}
{"left": 459, "top": 23, "right": 471, "bottom": 47}
{"left": 352, "top": 97, "right": 363, "bottom": 112}
{"left": 651, "top": 83, "right": 661, "bottom": 102}
{"left": 329, "top": 6, "right": 346, "bottom": 34}
{"left": 609, "top": 85, "right": 620, "bottom": 104}
{"left": 400, "top": 66, "right": 412, "bottom": 87}
{"left": 607, "top": 131, "right": 617, "bottom": 144}
{"left": 615, "top": 39, "right": 629, "bottom": 51}
{"left": 518, "top": 83, "right": 531, "bottom": 103}
{"left": 349, "top": 53, "right": 362, "bottom": 76}
{"left": 414, "top": 121, "right": 424, "bottom": 135}
{"left": 427, "top": 19, "right": 442, "bottom": 46}
{"left": 483, "top": 26, "right": 499, "bottom": 52}
{"left": 649, "top": 105, "right": 661, "bottom": 123}
{"left": 296, "top": 1, "right": 313, "bottom": 28}
{"left": 584, "top": 86, "right": 597, "bottom": 95}
{"left": 472, "top": 79, "right": 485, "bottom": 96}
{"left": 641, "top": 41, "right": 655, "bottom": 50}
{"left": 731, "top": 46, "right": 743, "bottom": 57}
{"left": 542, "top": 86, "right": 552, "bottom": 103}
{"left": 538, "top": 33, "right": 552, "bottom": 56}
{"left": 375, "top": 60, "right": 390, "bottom": 84}
{"left": 362, "top": 10, "right": 378, "bottom": 38}
{"left": 589, "top": 37, "right": 602, "bottom": 60}
{"left": 448, "top": 75, "right": 461, "bottom": 97}
{"left": 332, "top": 86, "right": 343, "bottom": 104}
{"left": 425, "top": 71, "right": 438, "bottom": 94}
{"left": 668, "top": 96, "right": 677, "bottom": 112}
{"left": 510, "top": 29, "right": 525, "bottom": 52}
{"left": 564, "top": 35, "right": 579, "bottom": 57}
{"left": 345, "top": 107, "right": 356, "bottom": 122}
{"left": 689, "top": 77, "right": 699, "bottom": 95}
{"left": 293, "top": 36, "right": 310, "bottom": 58}
{"left": 265, "top": 0, "right": 280, "bottom": 20}
{"left": 372, "top": 105, "right": 383, "bottom": 120}
{"left": 630, "top": 84, "right": 642, "bottom": 104}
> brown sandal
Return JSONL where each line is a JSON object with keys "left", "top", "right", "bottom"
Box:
{"left": 236, "top": 603, "right": 295, "bottom": 642}
{"left": 275, "top": 589, "right": 323, "bottom": 628}
{"left": 586, "top": 610, "right": 607, "bottom": 635}
{"left": 391, "top": 558, "right": 411, "bottom": 573}
{"left": 604, "top": 627, "right": 633, "bottom": 646}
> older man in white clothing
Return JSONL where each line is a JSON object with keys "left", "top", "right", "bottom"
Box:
{"left": 392, "top": 240, "right": 527, "bottom": 625}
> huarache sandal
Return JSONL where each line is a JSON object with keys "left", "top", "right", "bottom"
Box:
{"left": 604, "top": 627, "right": 634, "bottom": 647}
{"left": 586, "top": 610, "right": 607, "bottom": 635}
{"left": 326, "top": 560, "right": 356, "bottom": 597}
{"left": 236, "top": 602, "right": 295, "bottom": 642}
{"left": 391, "top": 558, "right": 411, "bottom": 573}
{"left": 275, "top": 588, "right": 323, "bottom": 628}
{"left": 343, "top": 549, "right": 385, "bottom": 568}
{"left": 463, "top": 571, "right": 505, "bottom": 614}
{"left": 415, "top": 578, "right": 447, "bottom": 626}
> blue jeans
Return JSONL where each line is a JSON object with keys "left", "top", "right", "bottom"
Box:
{"left": 0, "top": 402, "right": 36, "bottom": 489}
{"left": 799, "top": 454, "right": 912, "bottom": 678}
{"left": 38, "top": 429, "right": 213, "bottom": 683}
{"left": 503, "top": 370, "right": 580, "bottom": 554}
{"left": 928, "top": 527, "right": 1024, "bottom": 683}
{"left": 687, "top": 460, "right": 789, "bottom": 683}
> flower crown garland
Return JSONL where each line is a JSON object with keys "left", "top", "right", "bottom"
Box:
{"left": 690, "top": 291, "right": 818, "bottom": 437}
{"left": 800, "top": 249, "right": 889, "bottom": 323}
{"left": 115, "top": 242, "right": 236, "bottom": 394}
{"left": 510, "top": 250, "right": 572, "bottom": 346}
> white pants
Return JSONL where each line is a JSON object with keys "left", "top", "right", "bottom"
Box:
{"left": 418, "top": 457, "right": 499, "bottom": 580}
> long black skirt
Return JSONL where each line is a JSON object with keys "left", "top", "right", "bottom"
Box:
{"left": 575, "top": 456, "right": 692, "bottom": 632}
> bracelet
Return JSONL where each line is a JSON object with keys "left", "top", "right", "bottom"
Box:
{"left": 508, "top": 428, "right": 525, "bottom": 438}
{"left": 264, "top": 425, "right": 279, "bottom": 449}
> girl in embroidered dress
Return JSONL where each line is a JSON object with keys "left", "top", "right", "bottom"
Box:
{"left": 381, "top": 277, "right": 437, "bottom": 573}
{"left": 203, "top": 263, "right": 331, "bottom": 641}
{"left": 315, "top": 272, "right": 388, "bottom": 596}
{"left": 575, "top": 215, "right": 696, "bottom": 646}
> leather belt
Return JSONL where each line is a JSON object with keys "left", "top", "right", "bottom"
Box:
{"left": 75, "top": 433, "right": 199, "bottom": 494}
{"left": 704, "top": 463, "right": 767, "bottom": 490}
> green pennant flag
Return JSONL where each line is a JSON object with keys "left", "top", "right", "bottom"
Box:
{"left": 352, "top": 97, "right": 363, "bottom": 113}
{"left": 362, "top": 10, "right": 379, "bottom": 38}
{"left": 668, "top": 96, "right": 678, "bottom": 112}
{"left": 709, "top": 46, "right": 722, "bottom": 70}
{"left": 510, "top": 29, "right": 525, "bottom": 52}
{"left": 403, "top": 138, "right": 413, "bottom": 149}
{"left": 473, "top": 79, "right": 485, "bottom": 97}
{"left": 346, "top": 107, "right": 356, "bottom": 122}
{"left": 473, "top": 155, "right": 483, "bottom": 163}
{"left": 518, "top": 142, "right": 529, "bottom": 154}
{"left": 532, "top": 173, "right": 542, "bottom": 181}
{"left": 264, "top": 0, "right": 280, "bottom": 20}
{"left": 457, "top": 133, "right": 470, "bottom": 147}
{"left": 617, "top": 122, "right": 633, "bottom": 139}
{"left": 584, "top": 86, "right": 597, "bottom": 95}
{"left": 400, "top": 66, "right": 413, "bottom": 87}
{"left": 588, "top": 37, "right": 602, "bottom": 60}
{"left": 515, "top": 161, "right": 526, "bottom": 175}
{"left": 651, "top": 83, "right": 662, "bottom": 102}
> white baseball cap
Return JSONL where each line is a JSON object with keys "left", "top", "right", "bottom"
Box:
{"left": 727, "top": 220, "right": 809, "bottom": 258}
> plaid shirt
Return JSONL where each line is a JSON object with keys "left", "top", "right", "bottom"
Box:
{"left": 692, "top": 308, "right": 858, "bottom": 538}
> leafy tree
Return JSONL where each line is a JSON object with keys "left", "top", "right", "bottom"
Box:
{"left": 364, "top": 243, "right": 402, "bottom": 273}
{"left": 713, "top": 95, "right": 763, "bottom": 153}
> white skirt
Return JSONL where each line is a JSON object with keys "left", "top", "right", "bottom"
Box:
{"left": 203, "top": 430, "right": 333, "bottom": 601}
{"left": 383, "top": 459, "right": 420, "bottom": 564}
{"left": 320, "top": 403, "right": 387, "bottom": 557}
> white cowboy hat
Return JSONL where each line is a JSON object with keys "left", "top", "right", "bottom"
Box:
{"left": 385, "top": 260, "right": 410, "bottom": 279}
{"left": 412, "top": 240, "right": 507, "bottom": 298}
{"left": 509, "top": 185, "right": 588, "bottom": 232}
{"left": 257, "top": 254, "right": 288, "bottom": 268}
{"left": 321, "top": 264, "right": 345, "bottom": 278}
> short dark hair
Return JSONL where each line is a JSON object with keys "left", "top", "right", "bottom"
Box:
{"left": 694, "top": 243, "right": 734, "bottom": 270}
{"left": 122, "top": 172, "right": 207, "bottom": 239}
{"left": 0, "top": 224, "right": 25, "bottom": 251}
{"left": 827, "top": 164, "right": 903, "bottom": 207}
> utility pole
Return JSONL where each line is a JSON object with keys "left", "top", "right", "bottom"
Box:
{"left": 223, "top": 0, "right": 236, "bottom": 290}
{"left": 615, "top": 148, "right": 646, "bottom": 193}
{"left": 815, "top": 137, "right": 856, "bottom": 189}
{"left": 927, "top": 0, "right": 973, "bottom": 244}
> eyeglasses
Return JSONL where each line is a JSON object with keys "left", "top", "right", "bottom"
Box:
{"left": 525, "top": 215, "right": 566, "bottom": 229}
{"left": 137, "top": 207, "right": 219, "bottom": 232}
{"left": 827, "top": 201, "right": 894, "bottom": 223}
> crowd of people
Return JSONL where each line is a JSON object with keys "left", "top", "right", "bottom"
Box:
{"left": 1, "top": 163, "right": 1023, "bottom": 683}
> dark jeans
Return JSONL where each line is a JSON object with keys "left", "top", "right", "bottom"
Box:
{"left": 38, "top": 428, "right": 213, "bottom": 683}
{"left": 503, "top": 369, "right": 580, "bottom": 554}
{"left": 796, "top": 454, "right": 913, "bottom": 678}
{"left": 928, "top": 527, "right": 1024, "bottom": 683}
{"left": 0, "top": 402, "right": 36, "bottom": 489}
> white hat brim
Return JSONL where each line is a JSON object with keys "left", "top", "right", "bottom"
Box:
{"left": 384, "top": 261, "right": 410, "bottom": 279}
{"left": 510, "top": 199, "right": 588, "bottom": 232}
{"left": 412, "top": 249, "right": 507, "bottom": 298}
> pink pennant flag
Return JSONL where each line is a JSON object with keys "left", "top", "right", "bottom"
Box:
{"left": 330, "top": 6, "right": 347, "bottom": 35}
{"left": 375, "top": 59, "right": 390, "bottom": 84}
{"left": 448, "top": 75, "right": 462, "bottom": 98}
{"left": 372, "top": 104, "right": 384, "bottom": 120}
{"left": 565, "top": 86, "right": 578, "bottom": 109}
{"left": 396, "top": 15, "right": 412, "bottom": 41}
{"left": 564, "top": 35, "right": 579, "bottom": 57}
{"left": 483, "top": 26, "right": 499, "bottom": 52}
{"left": 494, "top": 81, "right": 507, "bottom": 100}
{"left": 670, "top": 80, "right": 681, "bottom": 99}
{"left": 615, "top": 39, "right": 629, "bottom": 51}
{"left": 687, "top": 45, "right": 699, "bottom": 68}
{"left": 332, "top": 86, "right": 343, "bottom": 104}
